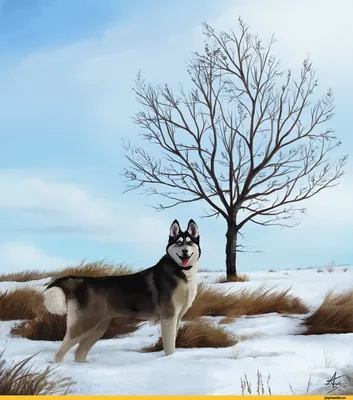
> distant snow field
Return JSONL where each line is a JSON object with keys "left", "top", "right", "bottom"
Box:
{"left": 1, "top": 266, "right": 353, "bottom": 395}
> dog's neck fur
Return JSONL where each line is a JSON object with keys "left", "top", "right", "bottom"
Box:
{"left": 182, "top": 259, "right": 199, "bottom": 279}
{"left": 158, "top": 254, "right": 199, "bottom": 283}
{"left": 183, "top": 261, "right": 199, "bottom": 294}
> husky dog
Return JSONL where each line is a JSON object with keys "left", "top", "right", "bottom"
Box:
{"left": 43, "top": 219, "right": 200, "bottom": 363}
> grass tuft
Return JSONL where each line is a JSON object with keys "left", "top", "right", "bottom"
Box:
{"left": 184, "top": 283, "right": 308, "bottom": 321}
{"left": 11, "top": 314, "right": 67, "bottom": 341}
{"left": 0, "top": 288, "right": 45, "bottom": 321}
{"left": 0, "top": 351, "right": 73, "bottom": 395}
{"left": 216, "top": 274, "right": 249, "bottom": 283}
{"left": 219, "top": 316, "right": 237, "bottom": 324}
{"left": 142, "top": 319, "right": 237, "bottom": 352}
{"left": 0, "top": 260, "right": 134, "bottom": 283}
{"left": 301, "top": 289, "right": 353, "bottom": 335}
{"left": 53, "top": 260, "right": 134, "bottom": 278}
{"left": 0, "top": 270, "right": 47, "bottom": 283}
{"left": 240, "top": 370, "right": 272, "bottom": 396}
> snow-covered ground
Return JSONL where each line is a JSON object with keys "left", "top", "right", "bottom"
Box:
{"left": 1, "top": 266, "right": 352, "bottom": 395}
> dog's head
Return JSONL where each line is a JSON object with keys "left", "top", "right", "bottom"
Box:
{"left": 167, "top": 219, "right": 200, "bottom": 269}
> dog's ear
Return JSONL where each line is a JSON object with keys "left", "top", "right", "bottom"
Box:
{"left": 169, "top": 219, "right": 181, "bottom": 237}
{"left": 187, "top": 219, "right": 199, "bottom": 238}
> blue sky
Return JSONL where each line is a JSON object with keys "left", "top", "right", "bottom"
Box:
{"left": 0, "top": 0, "right": 352, "bottom": 273}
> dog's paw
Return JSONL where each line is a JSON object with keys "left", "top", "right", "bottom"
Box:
{"left": 74, "top": 358, "right": 89, "bottom": 364}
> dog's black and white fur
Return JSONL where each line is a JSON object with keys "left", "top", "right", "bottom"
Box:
{"left": 43, "top": 219, "right": 200, "bottom": 363}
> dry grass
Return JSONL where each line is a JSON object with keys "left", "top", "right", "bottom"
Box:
{"left": 240, "top": 370, "right": 272, "bottom": 396}
{"left": 0, "top": 288, "right": 45, "bottom": 321}
{"left": 301, "top": 289, "right": 353, "bottom": 335}
{"left": 325, "top": 260, "right": 336, "bottom": 273}
{"left": 230, "top": 348, "right": 242, "bottom": 359}
{"left": 0, "top": 351, "right": 73, "bottom": 395}
{"left": 216, "top": 274, "right": 249, "bottom": 283}
{"left": 317, "top": 268, "right": 324, "bottom": 273}
{"left": 52, "top": 260, "right": 134, "bottom": 278}
{"left": 219, "top": 316, "right": 237, "bottom": 324}
{"left": 268, "top": 269, "right": 278, "bottom": 273}
{"left": 11, "top": 314, "right": 67, "bottom": 341}
{"left": 11, "top": 314, "right": 142, "bottom": 341}
{"left": 323, "top": 349, "right": 338, "bottom": 368}
{"left": 142, "top": 320, "right": 237, "bottom": 352}
{"left": 289, "top": 376, "right": 312, "bottom": 395}
{"left": 343, "top": 267, "right": 349, "bottom": 272}
{"left": 0, "top": 270, "right": 48, "bottom": 283}
{"left": 184, "top": 283, "right": 308, "bottom": 321}
{"left": 0, "top": 260, "right": 133, "bottom": 283}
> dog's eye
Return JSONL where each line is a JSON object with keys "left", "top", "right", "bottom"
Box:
{"left": 186, "top": 240, "right": 192, "bottom": 246}
{"left": 177, "top": 241, "right": 183, "bottom": 246}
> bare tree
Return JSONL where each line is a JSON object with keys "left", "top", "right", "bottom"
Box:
{"left": 123, "top": 19, "right": 347, "bottom": 279}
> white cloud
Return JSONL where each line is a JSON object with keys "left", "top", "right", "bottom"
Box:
{"left": 0, "top": 242, "right": 70, "bottom": 273}
{"left": 1, "top": 0, "right": 351, "bottom": 149}
{"left": 0, "top": 170, "right": 228, "bottom": 271}
{"left": 212, "top": 0, "right": 353, "bottom": 76}
{"left": 0, "top": 2, "right": 213, "bottom": 141}
{"left": 2, "top": 0, "right": 350, "bottom": 149}
{"left": 0, "top": 170, "right": 171, "bottom": 250}
{"left": 302, "top": 174, "right": 353, "bottom": 228}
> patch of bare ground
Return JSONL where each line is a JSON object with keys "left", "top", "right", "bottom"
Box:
{"left": 216, "top": 274, "right": 249, "bottom": 283}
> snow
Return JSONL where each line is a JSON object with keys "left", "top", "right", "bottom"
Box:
{"left": 0, "top": 277, "right": 52, "bottom": 293}
{"left": 1, "top": 266, "right": 353, "bottom": 395}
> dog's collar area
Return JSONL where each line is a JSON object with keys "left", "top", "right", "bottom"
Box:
{"left": 179, "top": 265, "right": 193, "bottom": 271}
{"left": 163, "top": 254, "right": 194, "bottom": 270}
{"left": 177, "top": 252, "right": 194, "bottom": 261}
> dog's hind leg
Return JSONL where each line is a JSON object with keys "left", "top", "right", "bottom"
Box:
{"left": 54, "top": 333, "right": 83, "bottom": 363}
{"left": 54, "top": 319, "right": 104, "bottom": 363}
{"left": 160, "top": 317, "right": 178, "bottom": 356}
{"left": 54, "top": 301, "right": 104, "bottom": 363}
{"left": 74, "top": 319, "right": 111, "bottom": 363}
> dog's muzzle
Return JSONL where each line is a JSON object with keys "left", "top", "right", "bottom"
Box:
{"left": 177, "top": 252, "right": 194, "bottom": 266}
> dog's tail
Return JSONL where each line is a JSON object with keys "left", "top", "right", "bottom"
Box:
{"left": 43, "top": 276, "right": 83, "bottom": 315}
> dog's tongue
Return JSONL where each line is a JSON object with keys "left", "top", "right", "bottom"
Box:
{"left": 182, "top": 258, "right": 189, "bottom": 266}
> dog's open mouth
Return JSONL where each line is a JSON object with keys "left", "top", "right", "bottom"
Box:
{"left": 177, "top": 253, "right": 193, "bottom": 266}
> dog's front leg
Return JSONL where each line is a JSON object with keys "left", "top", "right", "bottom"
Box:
{"left": 176, "top": 314, "right": 182, "bottom": 337}
{"left": 160, "top": 317, "right": 178, "bottom": 356}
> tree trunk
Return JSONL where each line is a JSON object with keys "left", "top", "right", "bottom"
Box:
{"left": 225, "top": 220, "right": 238, "bottom": 280}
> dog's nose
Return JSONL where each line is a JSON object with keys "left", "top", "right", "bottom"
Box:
{"left": 182, "top": 249, "right": 188, "bottom": 255}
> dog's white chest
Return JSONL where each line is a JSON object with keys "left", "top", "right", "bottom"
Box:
{"left": 186, "top": 283, "right": 197, "bottom": 309}
{"left": 171, "top": 267, "right": 198, "bottom": 311}
{"left": 184, "top": 268, "right": 198, "bottom": 308}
